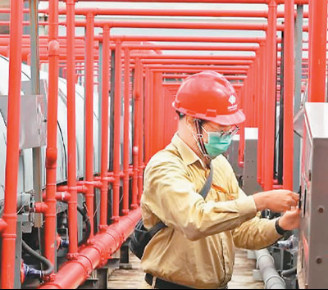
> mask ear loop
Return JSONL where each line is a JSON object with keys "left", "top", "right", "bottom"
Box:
{"left": 194, "top": 119, "right": 211, "bottom": 161}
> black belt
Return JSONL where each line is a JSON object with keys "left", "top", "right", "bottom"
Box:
{"left": 145, "top": 273, "right": 194, "bottom": 289}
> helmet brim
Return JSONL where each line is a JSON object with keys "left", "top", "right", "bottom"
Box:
{"left": 211, "top": 109, "right": 246, "bottom": 126}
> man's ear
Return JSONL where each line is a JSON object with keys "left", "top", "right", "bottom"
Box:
{"left": 185, "top": 115, "right": 195, "bottom": 127}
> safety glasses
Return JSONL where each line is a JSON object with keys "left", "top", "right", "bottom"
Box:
{"left": 202, "top": 125, "right": 240, "bottom": 138}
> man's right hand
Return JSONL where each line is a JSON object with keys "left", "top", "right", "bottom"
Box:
{"left": 252, "top": 189, "right": 299, "bottom": 212}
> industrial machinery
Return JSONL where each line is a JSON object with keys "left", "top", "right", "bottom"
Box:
{"left": 1, "top": 0, "right": 328, "bottom": 289}
{"left": 298, "top": 102, "right": 328, "bottom": 289}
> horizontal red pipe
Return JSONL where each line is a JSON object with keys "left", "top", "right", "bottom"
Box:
{"left": 0, "top": 8, "right": 310, "bottom": 19}
{"left": 143, "top": 59, "right": 254, "bottom": 65}
{"left": 39, "top": 208, "right": 141, "bottom": 289}
{"left": 0, "top": 8, "right": 311, "bottom": 19}
{"left": 163, "top": 74, "right": 247, "bottom": 80}
{"left": 120, "top": 44, "right": 259, "bottom": 51}
{"left": 35, "top": 8, "right": 298, "bottom": 18}
{"left": 0, "top": 34, "right": 266, "bottom": 45}
{"left": 38, "top": 0, "right": 308, "bottom": 3}
{"left": 64, "top": 20, "right": 269, "bottom": 30}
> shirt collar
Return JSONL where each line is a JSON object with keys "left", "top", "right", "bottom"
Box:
{"left": 171, "top": 133, "right": 203, "bottom": 166}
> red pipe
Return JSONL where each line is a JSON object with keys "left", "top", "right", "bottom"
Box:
{"left": 114, "top": 35, "right": 265, "bottom": 43}
{"left": 263, "top": 0, "right": 277, "bottom": 191}
{"left": 39, "top": 0, "right": 308, "bottom": 4}
{"left": 131, "top": 147, "right": 139, "bottom": 209}
{"left": 0, "top": 219, "right": 7, "bottom": 233}
{"left": 120, "top": 44, "right": 259, "bottom": 52}
{"left": 100, "top": 25, "right": 110, "bottom": 229}
{"left": 123, "top": 47, "right": 131, "bottom": 216}
{"left": 112, "top": 39, "right": 123, "bottom": 222}
{"left": 144, "top": 68, "right": 151, "bottom": 163}
{"left": 66, "top": 0, "right": 78, "bottom": 256}
{"left": 37, "top": 7, "right": 285, "bottom": 18}
{"left": 39, "top": 209, "right": 141, "bottom": 289}
{"left": 258, "top": 41, "right": 266, "bottom": 186}
{"left": 67, "top": 20, "right": 269, "bottom": 31}
{"left": 142, "top": 59, "right": 253, "bottom": 65}
{"left": 44, "top": 0, "right": 59, "bottom": 269}
{"left": 85, "top": 12, "right": 95, "bottom": 238}
{"left": 137, "top": 60, "right": 144, "bottom": 202}
{"left": 133, "top": 58, "right": 142, "bottom": 206}
{"left": 0, "top": 0, "right": 23, "bottom": 288}
{"left": 308, "top": 0, "right": 327, "bottom": 102}
{"left": 0, "top": 7, "right": 310, "bottom": 19}
{"left": 283, "top": 0, "right": 294, "bottom": 190}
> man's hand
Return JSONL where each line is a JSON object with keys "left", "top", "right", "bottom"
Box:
{"left": 252, "top": 189, "right": 299, "bottom": 212}
{"left": 278, "top": 207, "right": 301, "bottom": 231}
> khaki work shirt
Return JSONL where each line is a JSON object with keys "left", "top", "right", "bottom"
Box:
{"left": 140, "top": 134, "right": 282, "bottom": 289}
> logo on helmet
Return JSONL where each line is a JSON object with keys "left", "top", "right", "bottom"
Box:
{"left": 228, "top": 95, "right": 237, "bottom": 112}
{"left": 229, "top": 95, "right": 236, "bottom": 105}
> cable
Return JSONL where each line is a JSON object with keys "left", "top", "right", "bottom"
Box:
{"left": 77, "top": 204, "right": 91, "bottom": 246}
{"left": 281, "top": 266, "right": 297, "bottom": 278}
{"left": 22, "top": 240, "right": 54, "bottom": 277}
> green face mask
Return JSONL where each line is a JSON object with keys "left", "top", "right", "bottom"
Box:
{"left": 204, "top": 132, "right": 232, "bottom": 159}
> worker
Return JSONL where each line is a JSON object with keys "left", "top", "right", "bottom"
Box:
{"left": 139, "top": 71, "right": 300, "bottom": 289}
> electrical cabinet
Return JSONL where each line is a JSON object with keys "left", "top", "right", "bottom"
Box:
{"left": 298, "top": 102, "right": 328, "bottom": 289}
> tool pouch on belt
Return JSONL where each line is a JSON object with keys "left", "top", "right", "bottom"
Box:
{"left": 129, "top": 162, "right": 213, "bottom": 260}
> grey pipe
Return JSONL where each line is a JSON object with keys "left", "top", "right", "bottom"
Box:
{"left": 255, "top": 249, "right": 286, "bottom": 289}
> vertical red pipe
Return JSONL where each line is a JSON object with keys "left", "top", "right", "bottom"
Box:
{"left": 44, "top": 0, "right": 59, "bottom": 267}
{"left": 263, "top": 0, "right": 277, "bottom": 191}
{"left": 257, "top": 42, "right": 265, "bottom": 185}
{"left": 100, "top": 25, "right": 110, "bottom": 229}
{"left": 66, "top": 0, "right": 78, "bottom": 256}
{"left": 308, "top": 0, "right": 327, "bottom": 102}
{"left": 132, "top": 58, "right": 141, "bottom": 206}
{"left": 85, "top": 12, "right": 95, "bottom": 238}
{"left": 123, "top": 47, "right": 130, "bottom": 216}
{"left": 112, "top": 40, "right": 122, "bottom": 221}
{"left": 1, "top": 0, "right": 23, "bottom": 288}
{"left": 144, "top": 67, "right": 151, "bottom": 163}
{"left": 137, "top": 62, "right": 144, "bottom": 202}
{"left": 238, "top": 85, "right": 245, "bottom": 167}
{"left": 283, "top": 0, "right": 294, "bottom": 190}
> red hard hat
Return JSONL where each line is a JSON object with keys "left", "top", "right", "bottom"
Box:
{"left": 172, "top": 71, "right": 245, "bottom": 126}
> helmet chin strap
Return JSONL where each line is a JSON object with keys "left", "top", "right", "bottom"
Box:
{"left": 194, "top": 119, "right": 212, "bottom": 162}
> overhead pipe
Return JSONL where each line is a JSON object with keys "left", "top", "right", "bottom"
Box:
{"left": 118, "top": 44, "right": 259, "bottom": 52}
{"left": 66, "top": 0, "right": 78, "bottom": 257}
{"left": 40, "top": 0, "right": 308, "bottom": 4}
{"left": 99, "top": 25, "right": 110, "bottom": 230}
{"left": 66, "top": 20, "right": 269, "bottom": 31}
{"left": 85, "top": 11, "right": 95, "bottom": 238}
{"left": 142, "top": 59, "right": 254, "bottom": 65}
{"left": 39, "top": 209, "right": 141, "bottom": 289}
{"left": 283, "top": 0, "right": 295, "bottom": 190}
{"left": 36, "top": 7, "right": 294, "bottom": 18}
{"left": 1, "top": 7, "right": 310, "bottom": 19}
{"left": 0, "top": 0, "right": 23, "bottom": 288}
